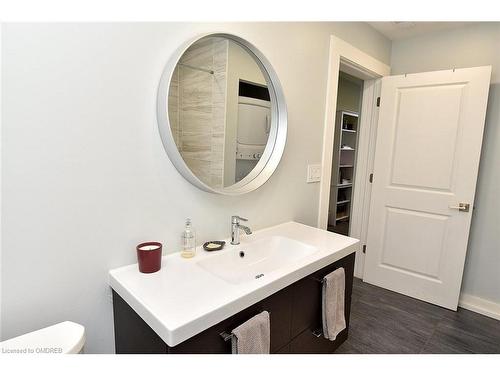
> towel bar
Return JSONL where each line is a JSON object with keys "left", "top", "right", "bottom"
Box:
{"left": 219, "top": 331, "right": 234, "bottom": 342}
{"left": 219, "top": 311, "right": 270, "bottom": 341}
{"left": 311, "top": 328, "right": 324, "bottom": 338}
{"left": 310, "top": 276, "right": 325, "bottom": 283}
{"left": 311, "top": 267, "right": 342, "bottom": 283}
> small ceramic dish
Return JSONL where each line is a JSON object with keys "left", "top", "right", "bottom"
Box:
{"left": 203, "top": 241, "right": 226, "bottom": 252}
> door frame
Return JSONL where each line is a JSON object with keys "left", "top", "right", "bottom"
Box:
{"left": 318, "top": 36, "right": 390, "bottom": 277}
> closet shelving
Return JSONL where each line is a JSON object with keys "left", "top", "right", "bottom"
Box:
{"left": 328, "top": 110, "right": 359, "bottom": 236}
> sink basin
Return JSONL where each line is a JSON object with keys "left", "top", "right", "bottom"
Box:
{"left": 196, "top": 235, "right": 318, "bottom": 284}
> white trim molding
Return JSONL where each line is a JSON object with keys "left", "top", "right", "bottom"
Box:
{"left": 318, "top": 36, "right": 390, "bottom": 277}
{"left": 318, "top": 35, "right": 390, "bottom": 229}
{"left": 459, "top": 293, "right": 500, "bottom": 321}
{"left": 349, "top": 79, "right": 381, "bottom": 277}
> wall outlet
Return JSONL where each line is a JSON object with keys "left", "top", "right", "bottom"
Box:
{"left": 307, "top": 164, "right": 322, "bottom": 183}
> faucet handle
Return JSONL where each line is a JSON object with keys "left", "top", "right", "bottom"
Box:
{"left": 232, "top": 215, "right": 248, "bottom": 223}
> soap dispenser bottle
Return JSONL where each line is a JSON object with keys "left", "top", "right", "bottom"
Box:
{"left": 181, "top": 218, "right": 196, "bottom": 258}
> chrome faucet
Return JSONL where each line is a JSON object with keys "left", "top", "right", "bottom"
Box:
{"left": 231, "top": 216, "right": 252, "bottom": 245}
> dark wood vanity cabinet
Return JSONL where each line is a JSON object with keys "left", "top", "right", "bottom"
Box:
{"left": 112, "top": 252, "right": 355, "bottom": 354}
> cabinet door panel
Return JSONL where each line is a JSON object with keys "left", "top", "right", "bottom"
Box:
{"left": 231, "top": 284, "right": 293, "bottom": 353}
{"left": 112, "top": 290, "right": 168, "bottom": 354}
{"left": 289, "top": 326, "right": 349, "bottom": 354}
{"left": 291, "top": 252, "right": 355, "bottom": 339}
{"left": 290, "top": 276, "right": 320, "bottom": 338}
{"left": 290, "top": 328, "right": 335, "bottom": 354}
{"left": 275, "top": 344, "right": 290, "bottom": 354}
{"left": 167, "top": 317, "right": 234, "bottom": 354}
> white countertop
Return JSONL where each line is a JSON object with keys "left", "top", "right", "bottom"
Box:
{"left": 108, "top": 221, "right": 359, "bottom": 347}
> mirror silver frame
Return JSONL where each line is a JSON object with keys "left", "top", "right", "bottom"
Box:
{"left": 156, "top": 33, "right": 287, "bottom": 195}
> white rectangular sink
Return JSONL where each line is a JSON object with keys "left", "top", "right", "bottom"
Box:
{"left": 196, "top": 236, "right": 318, "bottom": 284}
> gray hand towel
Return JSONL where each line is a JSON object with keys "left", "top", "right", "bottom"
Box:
{"left": 322, "top": 267, "right": 346, "bottom": 340}
{"left": 231, "top": 311, "right": 270, "bottom": 354}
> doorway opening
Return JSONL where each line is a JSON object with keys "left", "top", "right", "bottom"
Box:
{"left": 323, "top": 62, "right": 383, "bottom": 277}
{"left": 327, "top": 72, "right": 363, "bottom": 235}
{"left": 318, "top": 36, "right": 390, "bottom": 278}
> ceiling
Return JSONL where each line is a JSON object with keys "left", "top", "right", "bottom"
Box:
{"left": 368, "top": 22, "right": 474, "bottom": 40}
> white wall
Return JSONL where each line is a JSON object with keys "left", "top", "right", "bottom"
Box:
{"left": 1, "top": 22, "right": 390, "bottom": 353}
{"left": 390, "top": 23, "right": 500, "bottom": 305}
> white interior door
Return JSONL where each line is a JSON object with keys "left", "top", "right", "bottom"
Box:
{"left": 363, "top": 66, "right": 491, "bottom": 310}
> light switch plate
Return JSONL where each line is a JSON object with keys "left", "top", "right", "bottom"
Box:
{"left": 307, "top": 164, "right": 322, "bottom": 183}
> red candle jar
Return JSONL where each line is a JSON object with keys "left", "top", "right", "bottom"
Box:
{"left": 136, "top": 242, "right": 162, "bottom": 273}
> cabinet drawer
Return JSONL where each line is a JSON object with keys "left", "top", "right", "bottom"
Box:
{"left": 232, "top": 284, "right": 292, "bottom": 353}
{"left": 112, "top": 290, "right": 168, "bottom": 354}
{"left": 290, "top": 276, "right": 320, "bottom": 338}
{"left": 168, "top": 316, "right": 235, "bottom": 354}
{"left": 170, "top": 283, "right": 293, "bottom": 354}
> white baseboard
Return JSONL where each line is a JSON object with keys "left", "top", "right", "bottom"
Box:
{"left": 459, "top": 293, "right": 500, "bottom": 321}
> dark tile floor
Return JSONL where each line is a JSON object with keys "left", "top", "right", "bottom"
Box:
{"left": 335, "top": 278, "right": 500, "bottom": 354}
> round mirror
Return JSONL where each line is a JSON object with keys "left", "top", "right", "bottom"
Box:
{"left": 157, "top": 33, "right": 287, "bottom": 195}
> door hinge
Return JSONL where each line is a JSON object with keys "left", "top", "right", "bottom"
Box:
{"left": 376, "top": 97, "right": 381, "bottom": 107}
{"left": 369, "top": 173, "right": 374, "bottom": 183}
{"left": 362, "top": 245, "right": 366, "bottom": 254}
